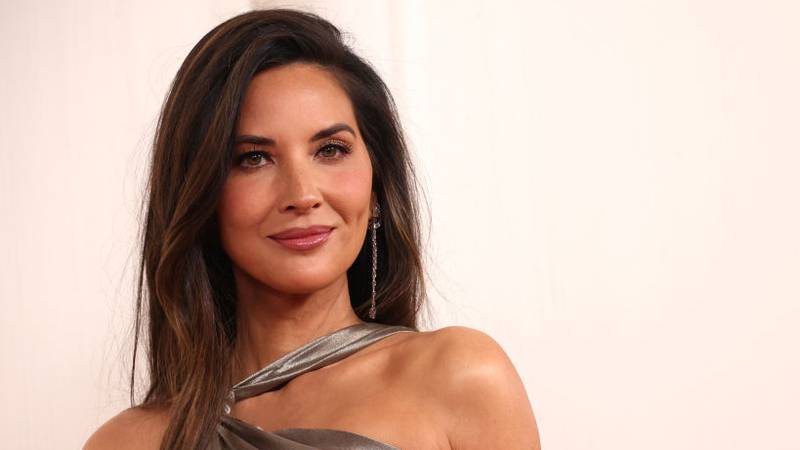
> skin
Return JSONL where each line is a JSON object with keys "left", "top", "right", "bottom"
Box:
{"left": 84, "top": 62, "right": 540, "bottom": 449}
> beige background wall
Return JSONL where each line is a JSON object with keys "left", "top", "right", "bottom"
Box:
{"left": 1, "top": 1, "right": 798, "bottom": 449}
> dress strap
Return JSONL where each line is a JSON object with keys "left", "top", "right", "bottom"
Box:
{"left": 212, "top": 322, "right": 416, "bottom": 449}
{"left": 229, "top": 322, "right": 416, "bottom": 405}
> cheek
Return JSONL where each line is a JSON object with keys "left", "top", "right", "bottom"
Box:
{"left": 217, "top": 178, "right": 272, "bottom": 232}
{"left": 328, "top": 162, "right": 373, "bottom": 218}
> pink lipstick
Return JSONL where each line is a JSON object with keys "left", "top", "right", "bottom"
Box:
{"left": 268, "top": 225, "right": 333, "bottom": 251}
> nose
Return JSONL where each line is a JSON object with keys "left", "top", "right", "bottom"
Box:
{"left": 278, "top": 158, "right": 322, "bottom": 214}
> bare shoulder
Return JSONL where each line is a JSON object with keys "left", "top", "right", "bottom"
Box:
{"left": 398, "top": 326, "right": 541, "bottom": 450}
{"left": 83, "top": 405, "right": 170, "bottom": 450}
{"left": 399, "top": 326, "right": 520, "bottom": 381}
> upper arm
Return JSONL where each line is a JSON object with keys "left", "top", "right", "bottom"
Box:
{"left": 427, "top": 326, "right": 540, "bottom": 450}
{"left": 83, "top": 406, "right": 169, "bottom": 450}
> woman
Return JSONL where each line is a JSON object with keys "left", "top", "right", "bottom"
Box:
{"left": 85, "top": 9, "right": 539, "bottom": 450}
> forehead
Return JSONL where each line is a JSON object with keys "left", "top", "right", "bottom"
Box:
{"left": 236, "top": 62, "right": 357, "bottom": 137}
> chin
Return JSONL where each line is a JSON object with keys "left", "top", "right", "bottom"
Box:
{"left": 260, "top": 267, "right": 342, "bottom": 295}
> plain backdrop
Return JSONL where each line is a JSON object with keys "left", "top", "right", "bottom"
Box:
{"left": 1, "top": 1, "right": 798, "bottom": 449}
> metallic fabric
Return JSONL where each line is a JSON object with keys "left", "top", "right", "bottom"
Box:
{"left": 208, "top": 322, "right": 417, "bottom": 450}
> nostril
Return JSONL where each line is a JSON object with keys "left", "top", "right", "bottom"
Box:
{"left": 283, "top": 197, "right": 322, "bottom": 213}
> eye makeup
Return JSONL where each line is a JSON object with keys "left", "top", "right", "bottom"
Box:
{"left": 234, "top": 138, "right": 353, "bottom": 170}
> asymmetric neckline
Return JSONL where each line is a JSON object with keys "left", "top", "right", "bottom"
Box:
{"left": 209, "top": 322, "right": 418, "bottom": 450}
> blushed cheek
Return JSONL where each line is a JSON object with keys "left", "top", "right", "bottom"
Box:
{"left": 328, "top": 164, "right": 373, "bottom": 223}
{"left": 217, "top": 180, "right": 271, "bottom": 231}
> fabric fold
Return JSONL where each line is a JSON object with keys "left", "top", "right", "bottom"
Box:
{"left": 208, "top": 322, "right": 416, "bottom": 450}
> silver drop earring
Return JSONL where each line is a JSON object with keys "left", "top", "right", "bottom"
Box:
{"left": 369, "top": 203, "right": 381, "bottom": 320}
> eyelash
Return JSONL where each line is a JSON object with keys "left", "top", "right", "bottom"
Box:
{"left": 236, "top": 139, "right": 353, "bottom": 169}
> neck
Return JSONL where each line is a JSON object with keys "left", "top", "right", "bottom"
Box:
{"left": 230, "top": 268, "right": 363, "bottom": 382}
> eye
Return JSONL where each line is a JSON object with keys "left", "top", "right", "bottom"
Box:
{"left": 316, "top": 140, "right": 352, "bottom": 160}
{"left": 236, "top": 150, "right": 272, "bottom": 168}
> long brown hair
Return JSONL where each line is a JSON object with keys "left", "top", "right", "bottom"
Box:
{"left": 131, "top": 9, "right": 427, "bottom": 449}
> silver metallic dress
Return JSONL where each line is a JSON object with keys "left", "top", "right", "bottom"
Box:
{"left": 209, "top": 322, "right": 417, "bottom": 450}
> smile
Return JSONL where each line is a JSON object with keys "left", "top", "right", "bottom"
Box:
{"left": 268, "top": 228, "right": 333, "bottom": 251}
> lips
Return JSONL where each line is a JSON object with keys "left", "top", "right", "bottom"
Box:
{"left": 268, "top": 225, "right": 334, "bottom": 239}
{"left": 268, "top": 225, "right": 334, "bottom": 251}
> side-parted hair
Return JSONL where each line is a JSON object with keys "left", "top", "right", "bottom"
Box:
{"left": 132, "top": 9, "right": 426, "bottom": 449}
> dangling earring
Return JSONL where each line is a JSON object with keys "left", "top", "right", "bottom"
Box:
{"left": 369, "top": 203, "right": 381, "bottom": 320}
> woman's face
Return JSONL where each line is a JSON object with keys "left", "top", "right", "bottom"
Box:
{"left": 217, "top": 62, "right": 374, "bottom": 295}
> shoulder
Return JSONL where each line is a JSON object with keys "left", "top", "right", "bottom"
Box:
{"left": 399, "top": 325, "right": 519, "bottom": 384}
{"left": 83, "top": 405, "right": 170, "bottom": 450}
{"left": 398, "top": 326, "right": 541, "bottom": 449}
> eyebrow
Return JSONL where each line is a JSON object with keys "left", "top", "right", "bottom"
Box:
{"left": 233, "top": 123, "right": 356, "bottom": 146}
